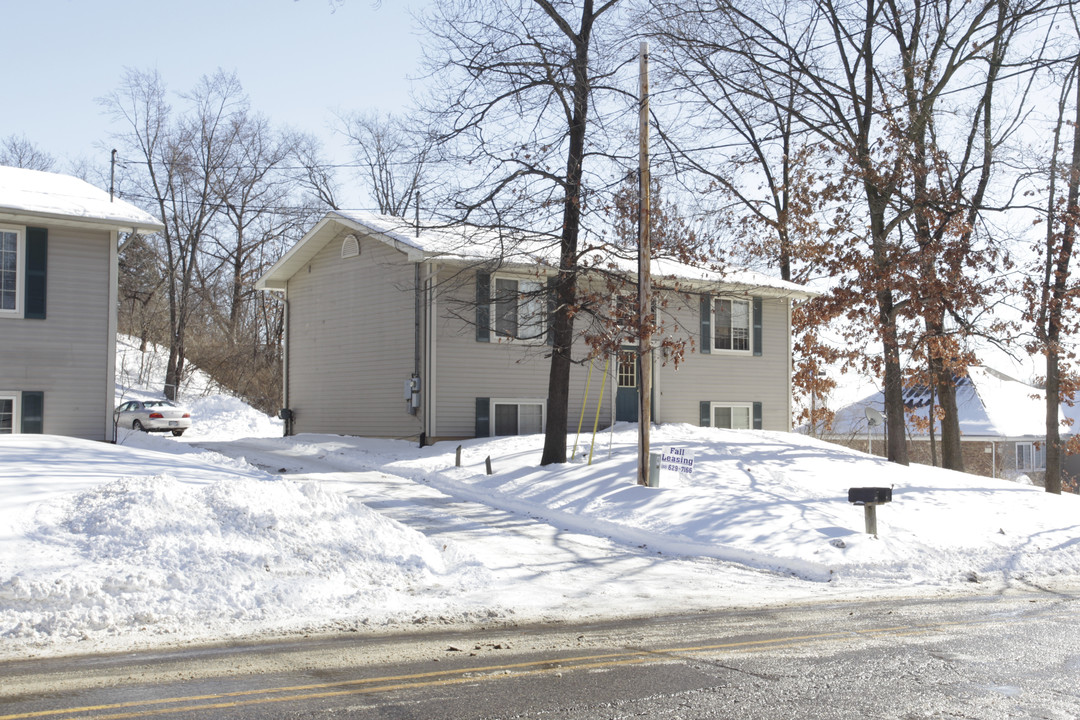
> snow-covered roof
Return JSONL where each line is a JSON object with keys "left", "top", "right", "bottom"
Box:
{"left": 0, "top": 165, "right": 162, "bottom": 232}
{"left": 827, "top": 366, "right": 1080, "bottom": 440}
{"left": 258, "top": 209, "right": 815, "bottom": 297}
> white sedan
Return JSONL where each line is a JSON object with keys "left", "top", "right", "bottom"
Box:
{"left": 115, "top": 399, "right": 192, "bottom": 436}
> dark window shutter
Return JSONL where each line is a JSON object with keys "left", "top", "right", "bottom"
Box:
{"left": 752, "top": 296, "right": 762, "bottom": 357}
{"left": 476, "top": 271, "right": 490, "bottom": 342}
{"left": 25, "top": 227, "right": 47, "bottom": 319}
{"left": 753, "top": 401, "right": 763, "bottom": 430}
{"left": 21, "top": 391, "right": 44, "bottom": 433}
{"left": 700, "top": 295, "right": 711, "bottom": 354}
{"left": 475, "top": 397, "right": 490, "bottom": 437}
{"left": 699, "top": 401, "right": 711, "bottom": 427}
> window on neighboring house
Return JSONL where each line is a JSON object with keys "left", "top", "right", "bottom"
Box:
{"left": 492, "top": 399, "right": 545, "bottom": 436}
{"left": 0, "top": 396, "right": 13, "bottom": 433}
{"left": 493, "top": 276, "right": 545, "bottom": 341}
{"left": 711, "top": 402, "right": 752, "bottom": 430}
{"left": 1016, "top": 441, "right": 1046, "bottom": 472}
{"left": 714, "top": 298, "right": 751, "bottom": 352}
{"left": 0, "top": 228, "right": 21, "bottom": 314}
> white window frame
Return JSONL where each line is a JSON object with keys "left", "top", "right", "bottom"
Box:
{"left": 491, "top": 275, "right": 546, "bottom": 342}
{"left": 490, "top": 398, "right": 547, "bottom": 436}
{"left": 0, "top": 392, "right": 19, "bottom": 434}
{"left": 711, "top": 296, "right": 752, "bottom": 354}
{"left": 1016, "top": 441, "right": 1046, "bottom": 472}
{"left": 709, "top": 402, "right": 753, "bottom": 430}
{"left": 0, "top": 226, "right": 24, "bottom": 318}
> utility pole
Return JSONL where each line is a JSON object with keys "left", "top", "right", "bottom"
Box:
{"left": 637, "top": 41, "right": 652, "bottom": 487}
{"left": 109, "top": 149, "right": 117, "bottom": 202}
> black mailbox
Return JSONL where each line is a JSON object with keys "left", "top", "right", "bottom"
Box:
{"left": 848, "top": 487, "right": 892, "bottom": 505}
{"left": 278, "top": 408, "right": 293, "bottom": 421}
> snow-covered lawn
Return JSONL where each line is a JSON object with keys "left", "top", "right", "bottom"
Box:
{"left": 3, "top": 422, "right": 1080, "bottom": 660}
{"left": 1, "top": 338, "right": 1078, "bottom": 659}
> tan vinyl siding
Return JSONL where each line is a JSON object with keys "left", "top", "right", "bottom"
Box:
{"left": 655, "top": 293, "right": 792, "bottom": 431}
{"left": 431, "top": 273, "right": 794, "bottom": 437}
{"left": 432, "top": 267, "right": 613, "bottom": 438}
{"left": 285, "top": 230, "right": 422, "bottom": 438}
{"left": 0, "top": 224, "right": 112, "bottom": 440}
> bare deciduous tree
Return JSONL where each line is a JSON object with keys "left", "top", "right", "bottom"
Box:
{"left": 340, "top": 111, "right": 433, "bottom": 216}
{"left": 419, "top": 0, "right": 632, "bottom": 465}
{"left": 0, "top": 134, "right": 56, "bottom": 171}
{"left": 1025, "top": 12, "right": 1080, "bottom": 494}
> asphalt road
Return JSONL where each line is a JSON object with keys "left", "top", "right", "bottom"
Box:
{"left": 3, "top": 588, "right": 1079, "bottom": 719}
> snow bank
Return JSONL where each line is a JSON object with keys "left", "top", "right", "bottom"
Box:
{"left": 299, "top": 424, "right": 1080, "bottom": 587}
{"left": 0, "top": 437, "right": 489, "bottom": 648}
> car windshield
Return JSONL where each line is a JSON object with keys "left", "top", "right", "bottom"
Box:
{"left": 143, "top": 401, "right": 176, "bottom": 408}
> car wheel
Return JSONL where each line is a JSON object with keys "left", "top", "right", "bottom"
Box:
{"left": 172, "top": 429, "right": 185, "bottom": 437}
{"left": 133, "top": 420, "right": 146, "bottom": 432}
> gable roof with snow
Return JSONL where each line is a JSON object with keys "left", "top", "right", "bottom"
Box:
{"left": 827, "top": 366, "right": 1080, "bottom": 440}
{"left": 0, "top": 165, "right": 162, "bottom": 232}
{"left": 258, "top": 209, "right": 815, "bottom": 297}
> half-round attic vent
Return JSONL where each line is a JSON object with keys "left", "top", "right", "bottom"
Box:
{"left": 341, "top": 234, "right": 360, "bottom": 258}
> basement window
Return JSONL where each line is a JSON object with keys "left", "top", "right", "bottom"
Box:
{"left": 492, "top": 399, "right": 545, "bottom": 436}
{"left": 0, "top": 396, "right": 12, "bottom": 433}
{"left": 710, "top": 402, "right": 752, "bottom": 430}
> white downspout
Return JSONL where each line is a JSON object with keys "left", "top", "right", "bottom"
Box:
{"left": 786, "top": 297, "right": 793, "bottom": 432}
{"left": 424, "top": 263, "right": 438, "bottom": 441}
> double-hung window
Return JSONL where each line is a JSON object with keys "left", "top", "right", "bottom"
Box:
{"left": 710, "top": 402, "right": 752, "bottom": 430}
{"left": 0, "top": 227, "right": 22, "bottom": 315}
{"left": 714, "top": 298, "right": 750, "bottom": 352}
{"left": 492, "top": 399, "right": 545, "bottom": 436}
{"left": 1016, "top": 442, "right": 1045, "bottom": 472}
{"left": 493, "top": 277, "right": 545, "bottom": 341}
{"left": 0, "top": 393, "right": 15, "bottom": 433}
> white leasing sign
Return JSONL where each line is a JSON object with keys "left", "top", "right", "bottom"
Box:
{"left": 660, "top": 446, "right": 695, "bottom": 475}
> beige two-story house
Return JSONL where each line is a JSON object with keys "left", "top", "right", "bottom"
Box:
{"left": 257, "top": 211, "right": 814, "bottom": 444}
{"left": 0, "top": 166, "right": 162, "bottom": 441}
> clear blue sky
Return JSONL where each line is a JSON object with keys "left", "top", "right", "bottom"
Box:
{"left": 0, "top": 0, "right": 424, "bottom": 210}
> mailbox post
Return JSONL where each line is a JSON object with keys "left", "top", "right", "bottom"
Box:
{"left": 848, "top": 487, "right": 892, "bottom": 537}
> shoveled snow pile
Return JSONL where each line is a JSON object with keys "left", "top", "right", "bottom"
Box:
{"left": 0, "top": 437, "right": 490, "bottom": 648}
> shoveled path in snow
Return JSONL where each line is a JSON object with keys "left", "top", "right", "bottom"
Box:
{"left": 195, "top": 437, "right": 829, "bottom": 621}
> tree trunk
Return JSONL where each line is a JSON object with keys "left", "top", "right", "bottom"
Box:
{"left": 540, "top": 0, "right": 595, "bottom": 466}
{"left": 1046, "top": 352, "right": 1063, "bottom": 494}
{"left": 876, "top": 252, "right": 908, "bottom": 465}
{"left": 1044, "top": 68, "right": 1080, "bottom": 494}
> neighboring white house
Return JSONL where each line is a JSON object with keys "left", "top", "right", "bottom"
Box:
{"left": 824, "top": 366, "right": 1080, "bottom": 484}
{"left": 257, "top": 211, "right": 815, "bottom": 444}
{"left": 0, "top": 166, "right": 162, "bottom": 441}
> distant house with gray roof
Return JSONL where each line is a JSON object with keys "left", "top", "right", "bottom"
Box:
{"left": 824, "top": 366, "right": 1080, "bottom": 487}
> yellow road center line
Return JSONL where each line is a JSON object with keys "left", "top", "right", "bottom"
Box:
{"left": 0, "top": 613, "right": 1044, "bottom": 720}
